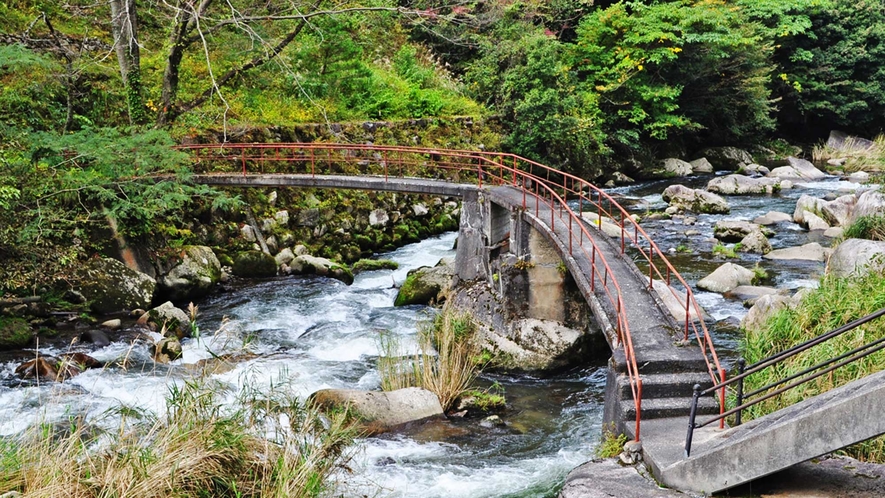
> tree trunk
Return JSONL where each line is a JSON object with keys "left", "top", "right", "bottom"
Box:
{"left": 158, "top": 1, "right": 198, "bottom": 126}
{"left": 110, "top": 0, "right": 145, "bottom": 124}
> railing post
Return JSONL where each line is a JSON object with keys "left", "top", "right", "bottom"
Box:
{"left": 735, "top": 358, "right": 746, "bottom": 426}
{"left": 591, "top": 247, "right": 596, "bottom": 292}
{"left": 241, "top": 149, "right": 246, "bottom": 176}
{"left": 684, "top": 290, "right": 691, "bottom": 341}
{"left": 685, "top": 384, "right": 701, "bottom": 458}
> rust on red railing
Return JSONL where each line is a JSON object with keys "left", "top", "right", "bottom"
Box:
{"left": 175, "top": 142, "right": 727, "bottom": 438}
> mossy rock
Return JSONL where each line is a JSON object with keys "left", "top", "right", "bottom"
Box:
{"left": 352, "top": 259, "right": 399, "bottom": 274}
{"left": 0, "top": 317, "right": 33, "bottom": 350}
{"left": 290, "top": 255, "right": 354, "bottom": 285}
{"left": 77, "top": 258, "right": 157, "bottom": 314}
{"left": 394, "top": 261, "right": 454, "bottom": 306}
{"left": 232, "top": 251, "right": 277, "bottom": 278}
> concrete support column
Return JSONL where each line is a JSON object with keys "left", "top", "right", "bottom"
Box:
{"left": 455, "top": 190, "right": 489, "bottom": 283}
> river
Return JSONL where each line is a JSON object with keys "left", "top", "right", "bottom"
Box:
{"left": 0, "top": 172, "right": 872, "bottom": 496}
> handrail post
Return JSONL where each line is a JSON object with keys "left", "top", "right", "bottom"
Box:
{"left": 685, "top": 384, "right": 701, "bottom": 458}
{"left": 735, "top": 358, "right": 746, "bottom": 426}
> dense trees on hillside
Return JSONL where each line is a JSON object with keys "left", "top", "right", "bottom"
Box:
{"left": 1, "top": 0, "right": 884, "bottom": 293}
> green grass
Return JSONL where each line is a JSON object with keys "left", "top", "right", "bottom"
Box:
{"left": 740, "top": 270, "right": 885, "bottom": 461}
{"left": 0, "top": 377, "right": 357, "bottom": 497}
{"left": 712, "top": 243, "right": 738, "bottom": 259}
{"left": 843, "top": 214, "right": 885, "bottom": 241}
{"left": 813, "top": 134, "right": 885, "bottom": 172}
{"left": 378, "top": 305, "right": 481, "bottom": 411}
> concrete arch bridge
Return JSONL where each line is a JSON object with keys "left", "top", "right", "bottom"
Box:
{"left": 177, "top": 143, "right": 885, "bottom": 494}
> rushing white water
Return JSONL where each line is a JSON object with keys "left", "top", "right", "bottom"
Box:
{"left": 0, "top": 231, "right": 604, "bottom": 498}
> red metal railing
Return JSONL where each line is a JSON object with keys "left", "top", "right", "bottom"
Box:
{"left": 175, "top": 142, "right": 726, "bottom": 436}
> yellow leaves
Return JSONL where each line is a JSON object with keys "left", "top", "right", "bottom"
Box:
{"left": 780, "top": 73, "right": 789, "bottom": 81}
{"left": 637, "top": 64, "right": 644, "bottom": 71}
{"left": 668, "top": 47, "right": 683, "bottom": 54}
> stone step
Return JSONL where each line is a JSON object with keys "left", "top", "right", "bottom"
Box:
{"left": 611, "top": 349, "right": 712, "bottom": 375}
{"left": 618, "top": 372, "right": 715, "bottom": 399}
{"left": 622, "top": 395, "right": 721, "bottom": 421}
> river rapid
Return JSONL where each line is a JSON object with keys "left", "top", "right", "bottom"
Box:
{"left": 0, "top": 172, "right": 872, "bottom": 497}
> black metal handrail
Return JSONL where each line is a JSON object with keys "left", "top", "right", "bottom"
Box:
{"left": 684, "top": 306, "right": 885, "bottom": 457}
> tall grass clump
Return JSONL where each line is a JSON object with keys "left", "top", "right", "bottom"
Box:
{"left": 741, "top": 270, "right": 885, "bottom": 461}
{"left": 378, "top": 304, "right": 481, "bottom": 411}
{"left": 813, "top": 134, "right": 885, "bottom": 172}
{"left": 843, "top": 214, "right": 885, "bottom": 241}
{"left": 0, "top": 378, "right": 357, "bottom": 497}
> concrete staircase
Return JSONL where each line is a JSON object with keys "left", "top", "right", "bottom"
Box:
{"left": 654, "top": 368, "right": 885, "bottom": 494}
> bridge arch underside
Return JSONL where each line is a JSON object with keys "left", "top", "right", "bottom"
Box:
{"left": 195, "top": 172, "right": 618, "bottom": 368}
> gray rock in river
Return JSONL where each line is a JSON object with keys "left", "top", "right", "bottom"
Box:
{"left": 767, "top": 157, "right": 826, "bottom": 180}
{"left": 309, "top": 387, "right": 445, "bottom": 435}
{"left": 850, "top": 189, "right": 885, "bottom": 224}
{"left": 159, "top": 245, "right": 221, "bottom": 301}
{"left": 706, "top": 174, "right": 785, "bottom": 195}
{"left": 739, "top": 230, "right": 772, "bottom": 254}
{"left": 697, "top": 263, "right": 756, "bottom": 294}
{"left": 661, "top": 185, "right": 730, "bottom": 214}
{"left": 232, "top": 250, "right": 277, "bottom": 278}
{"left": 394, "top": 258, "right": 454, "bottom": 306}
{"left": 754, "top": 211, "right": 793, "bottom": 226}
{"left": 689, "top": 157, "right": 714, "bottom": 174}
{"left": 288, "top": 255, "right": 354, "bottom": 285}
{"left": 763, "top": 242, "right": 832, "bottom": 262}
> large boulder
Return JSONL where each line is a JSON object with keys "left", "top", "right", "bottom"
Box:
{"left": 820, "top": 194, "right": 857, "bottom": 227}
{"left": 288, "top": 255, "right": 354, "bottom": 285}
{"left": 767, "top": 157, "right": 826, "bottom": 180}
{"left": 695, "top": 147, "right": 753, "bottom": 170}
{"left": 850, "top": 190, "right": 885, "bottom": 224}
{"left": 151, "top": 336, "right": 183, "bottom": 363}
{"left": 739, "top": 230, "right": 772, "bottom": 254}
{"left": 793, "top": 195, "right": 828, "bottom": 227}
{"left": 394, "top": 258, "right": 454, "bottom": 306}
{"left": 713, "top": 220, "right": 771, "bottom": 242}
{"left": 310, "top": 387, "right": 444, "bottom": 435}
{"left": 481, "top": 318, "right": 589, "bottom": 371}
{"left": 697, "top": 263, "right": 756, "bottom": 294}
{"left": 232, "top": 251, "right": 277, "bottom": 278}
{"left": 659, "top": 158, "right": 694, "bottom": 177}
{"left": 827, "top": 130, "right": 875, "bottom": 152}
{"left": 138, "top": 301, "right": 191, "bottom": 337}
{"left": 826, "top": 239, "right": 885, "bottom": 278}
{"left": 690, "top": 157, "right": 714, "bottom": 174}
{"left": 741, "top": 294, "right": 796, "bottom": 332}
{"left": 763, "top": 242, "right": 832, "bottom": 262}
{"left": 754, "top": 211, "right": 793, "bottom": 226}
{"left": 77, "top": 258, "right": 156, "bottom": 314}
{"left": 661, "top": 185, "right": 730, "bottom": 214}
{"left": 652, "top": 280, "right": 705, "bottom": 323}
{"left": 159, "top": 246, "right": 221, "bottom": 301}
{"left": 706, "top": 175, "right": 784, "bottom": 195}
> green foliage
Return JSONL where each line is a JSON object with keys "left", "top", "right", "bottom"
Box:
{"left": 775, "top": 0, "right": 885, "bottom": 137}
{"left": 843, "top": 214, "right": 885, "bottom": 241}
{"left": 572, "top": 1, "right": 819, "bottom": 149}
{"left": 741, "top": 271, "right": 885, "bottom": 461}
{"left": 596, "top": 426, "right": 628, "bottom": 458}
{"left": 752, "top": 264, "right": 770, "bottom": 284}
{"left": 465, "top": 23, "right": 605, "bottom": 176}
